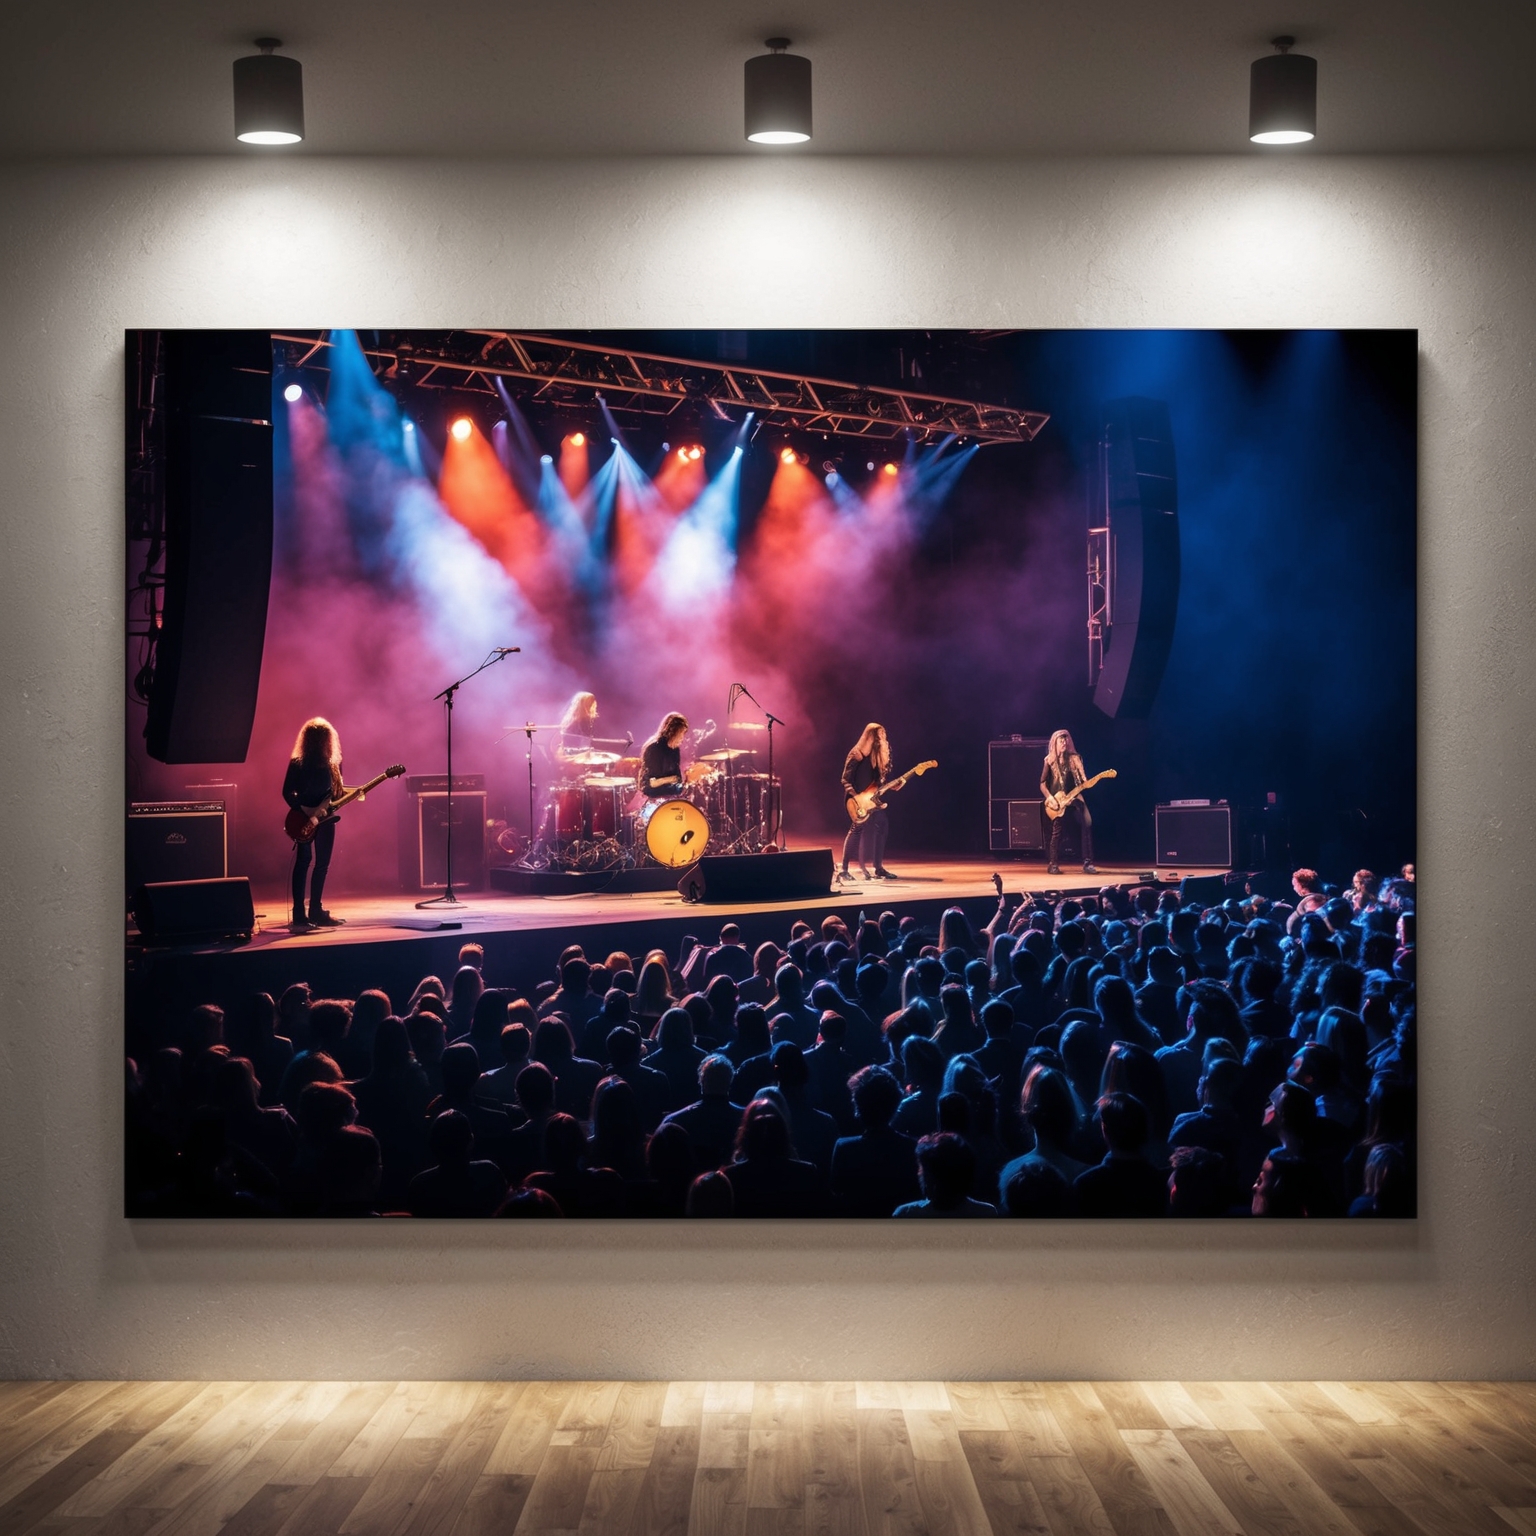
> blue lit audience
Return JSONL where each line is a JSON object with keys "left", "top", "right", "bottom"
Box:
{"left": 125, "top": 868, "right": 1415, "bottom": 1218}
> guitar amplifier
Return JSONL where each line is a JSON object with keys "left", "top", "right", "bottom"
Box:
{"left": 400, "top": 780, "right": 487, "bottom": 891}
{"left": 1155, "top": 803, "right": 1233, "bottom": 868}
{"left": 989, "top": 799, "right": 1045, "bottom": 852}
{"left": 988, "top": 738, "right": 1049, "bottom": 852}
{"left": 126, "top": 802, "right": 228, "bottom": 893}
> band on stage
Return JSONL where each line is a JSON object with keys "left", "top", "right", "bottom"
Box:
{"left": 281, "top": 694, "right": 1107, "bottom": 919}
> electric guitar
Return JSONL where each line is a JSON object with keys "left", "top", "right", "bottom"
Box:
{"left": 284, "top": 764, "right": 406, "bottom": 843}
{"left": 846, "top": 760, "right": 937, "bottom": 825}
{"left": 1043, "top": 768, "right": 1117, "bottom": 820}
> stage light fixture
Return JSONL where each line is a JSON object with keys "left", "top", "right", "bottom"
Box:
{"left": 450, "top": 417, "right": 473, "bottom": 442}
{"left": 1249, "top": 36, "right": 1316, "bottom": 144}
{"left": 745, "top": 38, "right": 812, "bottom": 144}
{"left": 688, "top": 446, "right": 702, "bottom": 461}
{"left": 866, "top": 462, "right": 875, "bottom": 472}
{"left": 570, "top": 432, "right": 586, "bottom": 447}
{"left": 234, "top": 38, "right": 305, "bottom": 145}
{"left": 882, "top": 463, "right": 898, "bottom": 476}
{"left": 282, "top": 382, "right": 303, "bottom": 403}
{"left": 661, "top": 442, "right": 671, "bottom": 452}
{"left": 540, "top": 454, "right": 553, "bottom": 465}
{"left": 779, "top": 446, "right": 797, "bottom": 465}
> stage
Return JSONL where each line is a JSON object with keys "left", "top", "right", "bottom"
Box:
{"left": 124, "top": 857, "right": 1229, "bottom": 1045}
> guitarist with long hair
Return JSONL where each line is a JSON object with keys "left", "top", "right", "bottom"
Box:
{"left": 1041, "top": 728, "right": 1098, "bottom": 877}
{"left": 840, "top": 722, "right": 899, "bottom": 882}
{"left": 283, "top": 717, "right": 349, "bottom": 929}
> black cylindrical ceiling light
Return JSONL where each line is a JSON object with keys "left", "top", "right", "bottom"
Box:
{"left": 745, "top": 38, "right": 811, "bottom": 144}
{"left": 234, "top": 38, "right": 305, "bottom": 145}
{"left": 1249, "top": 36, "right": 1316, "bottom": 144}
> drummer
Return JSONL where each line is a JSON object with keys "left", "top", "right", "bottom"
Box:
{"left": 555, "top": 690, "right": 631, "bottom": 769}
{"left": 640, "top": 712, "right": 690, "bottom": 798}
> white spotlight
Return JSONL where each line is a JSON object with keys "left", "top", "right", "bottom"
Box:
{"left": 745, "top": 38, "right": 812, "bottom": 144}
{"left": 1249, "top": 36, "right": 1317, "bottom": 144}
{"left": 234, "top": 39, "right": 305, "bottom": 145}
{"left": 282, "top": 382, "right": 303, "bottom": 403}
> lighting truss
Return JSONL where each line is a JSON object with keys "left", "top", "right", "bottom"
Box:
{"left": 272, "top": 331, "right": 1049, "bottom": 446}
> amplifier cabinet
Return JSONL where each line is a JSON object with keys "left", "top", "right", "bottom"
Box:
{"left": 989, "top": 799, "right": 1045, "bottom": 852}
{"left": 1154, "top": 804, "right": 1232, "bottom": 868}
{"left": 399, "top": 786, "right": 487, "bottom": 891}
{"left": 988, "top": 738, "right": 1049, "bottom": 852}
{"left": 126, "top": 801, "right": 227, "bottom": 893}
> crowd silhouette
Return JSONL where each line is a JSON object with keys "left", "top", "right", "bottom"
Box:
{"left": 126, "top": 868, "right": 1416, "bottom": 1218}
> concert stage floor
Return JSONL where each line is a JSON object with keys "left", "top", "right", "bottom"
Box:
{"left": 126, "top": 857, "right": 1228, "bottom": 1033}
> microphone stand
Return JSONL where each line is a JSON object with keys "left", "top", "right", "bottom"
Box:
{"left": 730, "top": 683, "right": 787, "bottom": 851}
{"left": 417, "top": 648, "right": 518, "bottom": 910}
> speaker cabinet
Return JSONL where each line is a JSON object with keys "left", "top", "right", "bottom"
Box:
{"left": 988, "top": 738, "right": 1048, "bottom": 852}
{"left": 142, "top": 331, "right": 274, "bottom": 764}
{"left": 989, "top": 799, "right": 1045, "bottom": 852}
{"left": 677, "top": 849, "right": 835, "bottom": 904}
{"left": 126, "top": 801, "right": 228, "bottom": 894}
{"left": 1155, "top": 804, "right": 1232, "bottom": 868}
{"left": 400, "top": 776, "right": 487, "bottom": 891}
{"left": 131, "top": 877, "right": 255, "bottom": 942}
{"left": 1092, "top": 397, "right": 1180, "bottom": 720}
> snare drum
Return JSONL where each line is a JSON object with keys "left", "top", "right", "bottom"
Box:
{"left": 636, "top": 796, "right": 710, "bottom": 867}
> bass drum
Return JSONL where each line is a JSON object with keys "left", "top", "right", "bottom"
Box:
{"left": 636, "top": 796, "right": 710, "bottom": 868}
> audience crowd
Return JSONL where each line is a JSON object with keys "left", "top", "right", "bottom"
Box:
{"left": 126, "top": 863, "right": 1416, "bottom": 1219}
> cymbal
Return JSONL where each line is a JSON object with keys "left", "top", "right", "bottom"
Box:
{"left": 565, "top": 749, "right": 620, "bottom": 765}
{"left": 728, "top": 722, "right": 768, "bottom": 731}
{"left": 584, "top": 775, "right": 636, "bottom": 788}
{"left": 505, "top": 723, "right": 563, "bottom": 731}
{"left": 701, "top": 747, "right": 756, "bottom": 761}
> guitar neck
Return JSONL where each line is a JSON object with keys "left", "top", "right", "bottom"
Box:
{"left": 337, "top": 771, "right": 390, "bottom": 807}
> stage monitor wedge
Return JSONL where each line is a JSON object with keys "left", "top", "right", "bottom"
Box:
{"left": 131, "top": 877, "right": 256, "bottom": 943}
{"left": 143, "top": 331, "right": 274, "bottom": 764}
{"left": 1092, "top": 396, "right": 1180, "bottom": 720}
{"left": 678, "top": 849, "right": 835, "bottom": 904}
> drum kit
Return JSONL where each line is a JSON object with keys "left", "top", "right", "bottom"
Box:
{"left": 509, "top": 727, "right": 781, "bottom": 872}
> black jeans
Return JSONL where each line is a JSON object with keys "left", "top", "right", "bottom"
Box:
{"left": 1048, "top": 801, "right": 1093, "bottom": 868}
{"left": 291, "top": 818, "right": 336, "bottom": 913}
{"left": 842, "top": 807, "right": 889, "bottom": 872}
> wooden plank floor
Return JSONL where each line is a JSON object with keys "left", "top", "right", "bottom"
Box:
{"left": 2, "top": 1381, "right": 1534, "bottom": 1536}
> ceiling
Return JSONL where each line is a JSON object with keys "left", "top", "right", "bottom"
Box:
{"left": 3, "top": 0, "right": 1532, "bottom": 157}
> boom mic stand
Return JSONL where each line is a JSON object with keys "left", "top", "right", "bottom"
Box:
{"left": 417, "top": 647, "right": 518, "bottom": 910}
{"left": 729, "top": 683, "right": 787, "bottom": 851}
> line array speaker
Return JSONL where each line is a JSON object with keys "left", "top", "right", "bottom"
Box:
{"left": 1092, "top": 396, "right": 1180, "bottom": 720}
{"left": 677, "top": 849, "right": 834, "bottom": 904}
{"left": 142, "top": 330, "right": 275, "bottom": 764}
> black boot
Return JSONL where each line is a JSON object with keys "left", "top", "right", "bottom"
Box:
{"left": 308, "top": 907, "right": 345, "bottom": 927}
{"left": 291, "top": 904, "right": 312, "bottom": 930}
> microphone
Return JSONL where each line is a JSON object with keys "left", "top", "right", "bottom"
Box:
{"left": 492, "top": 646, "right": 521, "bottom": 655}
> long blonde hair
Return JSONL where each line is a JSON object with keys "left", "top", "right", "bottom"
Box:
{"left": 1048, "top": 729, "right": 1076, "bottom": 765}
{"left": 560, "top": 691, "right": 598, "bottom": 734}
{"left": 855, "top": 722, "right": 890, "bottom": 777}
{"left": 291, "top": 717, "right": 343, "bottom": 797}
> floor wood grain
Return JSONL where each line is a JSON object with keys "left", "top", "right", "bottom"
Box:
{"left": 0, "top": 1381, "right": 1531, "bottom": 1536}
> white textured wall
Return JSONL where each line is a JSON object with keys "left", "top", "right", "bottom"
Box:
{"left": 0, "top": 155, "right": 1530, "bottom": 1380}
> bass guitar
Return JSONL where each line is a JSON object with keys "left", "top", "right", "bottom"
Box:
{"left": 845, "top": 760, "right": 937, "bottom": 825}
{"left": 284, "top": 763, "right": 406, "bottom": 844}
{"left": 1043, "top": 768, "right": 1117, "bottom": 820}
